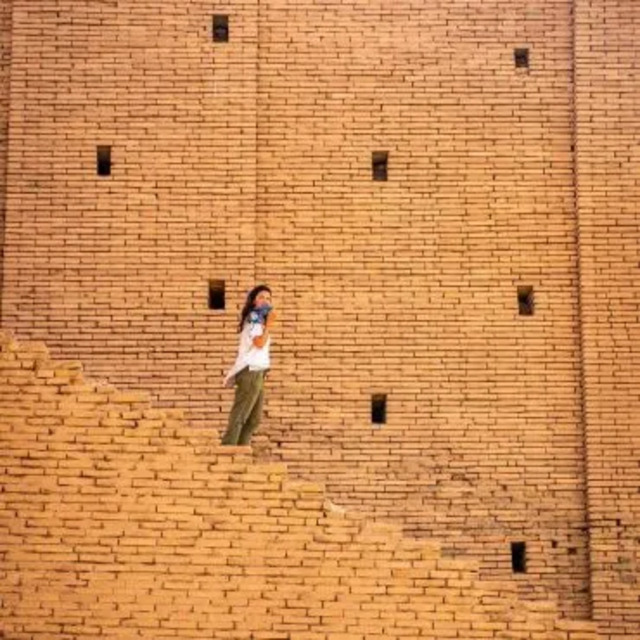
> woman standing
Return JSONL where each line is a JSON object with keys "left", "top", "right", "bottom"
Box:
{"left": 221, "top": 284, "right": 276, "bottom": 446}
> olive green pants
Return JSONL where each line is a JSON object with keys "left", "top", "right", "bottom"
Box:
{"left": 221, "top": 367, "right": 265, "bottom": 446}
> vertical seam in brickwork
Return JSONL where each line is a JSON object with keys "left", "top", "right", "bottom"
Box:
{"left": 570, "top": 0, "right": 594, "bottom": 619}
{"left": 253, "top": 0, "right": 260, "bottom": 282}
{"left": 0, "top": 0, "right": 14, "bottom": 320}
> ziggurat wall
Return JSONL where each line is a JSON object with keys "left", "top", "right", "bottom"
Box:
{"left": 0, "top": 332, "right": 599, "bottom": 639}
{"left": 0, "top": 1, "right": 639, "bottom": 638}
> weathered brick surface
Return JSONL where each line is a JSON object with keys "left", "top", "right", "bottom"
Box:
{"left": 574, "top": 1, "right": 640, "bottom": 638}
{"left": 0, "top": 0, "right": 593, "bottom": 619}
{"left": 252, "top": 0, "right": 591, "bottom": 619}
{"left": 0, "top": 1, "right": 638, "bottom": 636}
{"left": 2, "top": 0, "right": 259, "bottom": 425}
{"left": 0, "top": 331, "right": 600, "bottom": 639}
{"left": 0, "top": 0, "right": 12, "bottom": 310}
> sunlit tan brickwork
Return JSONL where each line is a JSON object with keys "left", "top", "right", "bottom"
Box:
{"left": 0, "top": 1, "right": 638, "bottom": 637}
{"left": 0, "top": 333, "right": 601, "bottom": 639}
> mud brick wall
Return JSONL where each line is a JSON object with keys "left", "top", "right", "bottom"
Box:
{"left": 0, "top": 331, "right": 601, "bottom": 640}
{"left": 253, "top": 0, "right": 591, "bottom": 619}
{"left": 0, "top": 0, "right": 12, "bottom": 310}
{"left": 0, "top": 0, "right": 591, "bottom": 619}
{"left": 1, "top": 0, "right": 259, "bottom": 425}
{"left": 574, "top": 1, "right": 640, "bottom": 637}
{"left": 1, "top": 0, "right": 639, "bottom": 633}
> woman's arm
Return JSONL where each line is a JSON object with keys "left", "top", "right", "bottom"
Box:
{"left": 252, "top": 311, "right": 277, "bottom": 349}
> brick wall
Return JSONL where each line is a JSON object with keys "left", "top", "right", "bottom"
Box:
{"left": 1, "top": 1, "right": 638, "bottom": 632}
{"left": 0, "top": 331, "right": 601, "bottom": 639}
{"left": 254, "top": 0, "right": 591, "bottom": 618}
{"left": 1, "top": 0, "right": 592, "bottom": 619}
{"left": 1, "top": 0, "right": 259, "bottom": 425}
{"left": 574, "top": 1, "right": 640, "bottom": 637}
{"left": 0, "top": 0, "right": 12, "bottom": 311}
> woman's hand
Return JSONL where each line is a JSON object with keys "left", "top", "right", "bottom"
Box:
{"left": 265, "top": 309, "right": 277, "bottom": 327}
{"left": 252, "top": 309, "right": 276, "bottom": 349}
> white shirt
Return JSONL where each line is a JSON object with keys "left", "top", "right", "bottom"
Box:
{"left": 223, "top": 315, "right": 271, "bottom": 388}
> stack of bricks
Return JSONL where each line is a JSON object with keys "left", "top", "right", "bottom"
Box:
{"left": 0, "top": 331, "right": 601, "bottom": 639}
{"left": 573, "top": 1, "right": 640, "bottom": 637}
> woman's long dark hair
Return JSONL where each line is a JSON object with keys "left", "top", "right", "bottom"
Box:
{"left": 238, "top": 284, "right": 272, "bottom": 332}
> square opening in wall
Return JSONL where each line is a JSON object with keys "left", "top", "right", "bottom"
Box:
{"left": 371, "top": 394, "right": 387, "bottom": 425}
{"left": 517, "top": 286, "right": 534, "bottom": 316}
{"left": 372, "top": 152, "right": 388, "bottom": 181}
{"left": 209, "top": 280, "right": 225, "bottom": 310}
{"left": 97, "top": 146, "right": 112, "bottom": 176}
{"left": 511, "top": 542, "right": 527, "bottom": 573}
{"left": 213, "top": 15, "right": 229, "bottom": 42}
{"left": 514, "top": 48, "right": 529, "bottom": 68}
